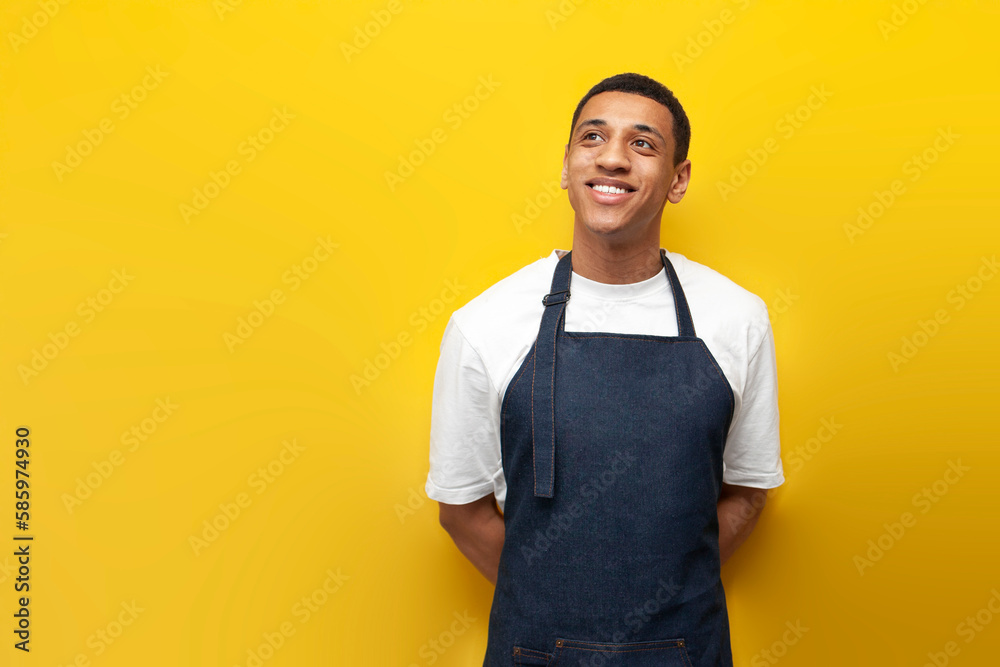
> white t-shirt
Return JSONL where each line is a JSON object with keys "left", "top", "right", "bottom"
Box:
{"left": 425, "top": 248, "right": 784, "bottom": 513}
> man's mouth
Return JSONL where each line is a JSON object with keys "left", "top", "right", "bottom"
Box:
{"left": 587, "top": 183, "right": 635, "bottom": 194}
{"left": 586, "top": 178, "right": 637, "bottom": 194}
{"left": 585, "top": 179, "right": 637, "bottom": 203}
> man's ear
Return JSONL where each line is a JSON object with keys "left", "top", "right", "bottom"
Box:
{"left": 666, "top": 159, "right": 691, "bottom": 204}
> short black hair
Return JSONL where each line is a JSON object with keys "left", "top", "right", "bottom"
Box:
{"left": 568, "top": 72, "right": 691, "bottom": 166}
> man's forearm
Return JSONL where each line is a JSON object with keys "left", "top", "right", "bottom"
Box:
{"left": 441, "top": 503, "right": 505, "bottom": 585}
{"left": 717, "top": 487, "right": 767, "bottom": 565}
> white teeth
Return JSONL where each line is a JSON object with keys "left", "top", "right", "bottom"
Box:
{"left": 592, "top": 184, "right": 630, "bottom": 194}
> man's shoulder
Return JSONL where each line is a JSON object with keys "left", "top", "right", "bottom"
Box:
{"left": 449, "top": 250, "right": 559, "bottom": 346}
{"left": 669, "top": 251, "right": 770, "bottom": 329}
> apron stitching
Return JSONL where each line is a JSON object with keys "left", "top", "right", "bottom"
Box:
{"left": 557, "top": 335, "right": 696, "bottom": 342}
{"left": 554, "top": 644, "right": 685, "bottom": 653}
{"left": 502, "top": 347, "right": 535, "bottom": 479}
{"left": 504, "top": 348, "right": 535, "bottom": 411}
{"left": 695, "top": 341, "right": 736, "bottom": 415}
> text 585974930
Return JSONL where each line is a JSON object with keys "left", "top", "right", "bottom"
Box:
{"left": 13, "top": 425, "right": 32, "bottom": 652}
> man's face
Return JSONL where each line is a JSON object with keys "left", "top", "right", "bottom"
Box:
{"left": 561, "top": 91, "right": 690, "bottom": 239}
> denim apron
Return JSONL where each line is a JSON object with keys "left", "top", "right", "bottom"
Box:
{"left": 484, "top": 249, "right": 736, "bottom": 666}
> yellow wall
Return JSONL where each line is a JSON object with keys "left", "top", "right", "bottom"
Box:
{"left": 1, "top": 0, "right": 998, "bottom": 665}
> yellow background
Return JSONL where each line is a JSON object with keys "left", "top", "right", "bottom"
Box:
{"left": 1, "top": 0, "right": 998, "bottom": 665}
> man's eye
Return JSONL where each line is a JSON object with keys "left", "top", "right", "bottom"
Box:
{"left": 634, "top": 139, "right": 651, "bottom": 149}
{"left": 584, "top": 132, "right": 601, "bottom": 141}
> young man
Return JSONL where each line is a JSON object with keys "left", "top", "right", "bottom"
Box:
{"left": 425, "top": 72, "right": 784, "bottom": 666}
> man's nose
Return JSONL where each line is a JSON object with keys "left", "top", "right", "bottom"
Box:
{"left": 595, "top": 140, "right": 630, "bottom": 171}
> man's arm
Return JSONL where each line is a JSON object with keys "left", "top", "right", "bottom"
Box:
{"left": 717, "top": 482, "right": 770, "bottom": 565}
{"left": 438, "top": 495, "right": 505, "bottom": 585}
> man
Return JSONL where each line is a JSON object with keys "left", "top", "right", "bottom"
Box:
{"left": 425, "top": 72, "right": 784, "bottom": 666}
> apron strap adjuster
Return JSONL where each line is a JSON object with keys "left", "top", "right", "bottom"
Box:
{"left": 542, "top": 290, "right": 570, "bottom": 306}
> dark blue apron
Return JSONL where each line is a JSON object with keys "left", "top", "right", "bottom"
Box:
{"left": 484, "top": 249, "right": 736, "bottom": 666}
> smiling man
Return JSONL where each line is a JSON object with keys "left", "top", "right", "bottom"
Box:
{"left": 426, "top": 72, "right": 784, "bottom": 666}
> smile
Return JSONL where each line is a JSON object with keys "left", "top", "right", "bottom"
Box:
{"left": 586, "top": 182, "right": 636, "bottom": 203}
{"left": 588, "top": 184, "right": 633, "bottom": 194}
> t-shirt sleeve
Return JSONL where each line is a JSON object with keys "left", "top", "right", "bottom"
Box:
{"left": 722, "top": 318, "right": 785, "bottom": 489}
{"left": 425, "top": 314, "right": 503, "bottom": 505}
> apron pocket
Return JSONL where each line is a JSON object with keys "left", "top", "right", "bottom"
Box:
{"left": 512, "top": 645, "right": 554, "bottom": 665}
{"left": 551, "top": 638, "right": 691, "bottom": 666}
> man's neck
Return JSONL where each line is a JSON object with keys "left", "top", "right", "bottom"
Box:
{"left": 568, "top": 223, "right": 664, "bottom": 285}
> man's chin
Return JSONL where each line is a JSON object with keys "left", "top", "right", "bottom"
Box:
{"left": 577, "top": 215, "right": 635, "bottom": 237}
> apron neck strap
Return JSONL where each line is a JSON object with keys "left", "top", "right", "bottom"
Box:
{"left": 541, "top": 249, "right": 696, "bottom": 337}
{"left": 530, "top": 248, "right": 697, "bottom": 498}
{"left": 660, "top": 249, "right": 696, "bottom": 337}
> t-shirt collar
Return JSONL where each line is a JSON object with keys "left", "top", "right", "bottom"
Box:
{"left": 550, "top": 248, "right": 669, "bottom": 301}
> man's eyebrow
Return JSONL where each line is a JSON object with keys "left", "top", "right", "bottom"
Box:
{"left": 577, "top": 118, "right": 608, "bottom": 134}
{"left": 577, "top": 118, "right": 666, "bottom": 144}
{"left": 633, "top": 123, "right": 665, "bottom": 144}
